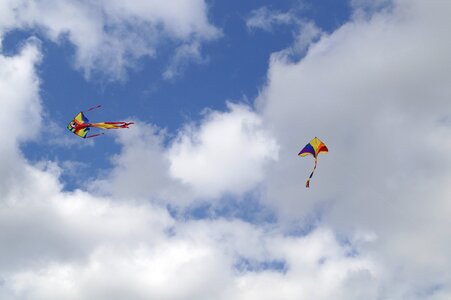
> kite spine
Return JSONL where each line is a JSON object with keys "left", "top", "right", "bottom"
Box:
{"left": 86, "top": 133, "right": 105, "bottom": 138}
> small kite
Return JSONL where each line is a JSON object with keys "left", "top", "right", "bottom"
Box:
{"left": 67, "top": 105, "right": 134, "bottom": 139}
{"left": 298, "top": 137, "right": 328, "bottom": 188}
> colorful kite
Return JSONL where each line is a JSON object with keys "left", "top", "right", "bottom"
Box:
{"left": 67, "top": 105, "right": 134, "bottom": 139}
{"left": 298, "top": 137, "right": 328, "bottom": 188}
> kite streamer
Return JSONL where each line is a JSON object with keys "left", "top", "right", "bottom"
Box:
{"left": 298, "top": 137, "right": 328, "bottom": 188}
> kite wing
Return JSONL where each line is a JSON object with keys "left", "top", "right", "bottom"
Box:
{"left": 298, "top": 137, "right": 328, "bottom": 188}
{"left": 67, "top": 112, "right": 90, "bottom": 138}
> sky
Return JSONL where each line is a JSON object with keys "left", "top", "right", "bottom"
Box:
{"left": 1, "top": 0, "right": 451, "bottom": 299}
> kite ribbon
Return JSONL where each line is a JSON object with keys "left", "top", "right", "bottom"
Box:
{"left": 306, "top": 158, "right": 318, "bottom": 188}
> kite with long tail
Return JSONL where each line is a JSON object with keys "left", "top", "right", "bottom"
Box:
{"left": 67, "top": 105, "right": 134, "bottom": 139}
{"left": 298, "top": 137, "right": 328, "bottom": 188}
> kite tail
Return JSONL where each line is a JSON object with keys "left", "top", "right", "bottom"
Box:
{"left": 84, "top": 104, "right": 102, "bottom": 112}
{"left": 306, "top": 158, "right": 318, "bottom": 188}
{"left": 103, "top": 121, "right": 134, "bottom": 128}
{"left": 91, "top": 122, "right": 134, "bottom": 129}
{"left": 86, "top": 133, "right": 105, "bottom": 138}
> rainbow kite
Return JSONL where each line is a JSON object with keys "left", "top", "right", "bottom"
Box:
{"left": 67, "top": 105, "right": 134, "bottom": 139}
{"left": 298, "top": 137, "right": 328, "bottom": 188}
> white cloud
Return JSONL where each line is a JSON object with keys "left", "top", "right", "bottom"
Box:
{"left": 256, "top": 0, "right": 451, "bottom": 296}
{"left": 0, "top": 50, "right": 373, "bottom": 296}
{"left": 0, "top": 0, "right": 220, "bottom": 80}
{"left": 89, "top": 122, "right": 184, "bottom": 203}
{"left": 0, "top": 38, "right": 41, "bottom": 145}
{"left": 0, "top": 38, "right": 42, "bottom": 199}
{"left": 226, "top": 228, "right": 377, "bottom": 300}
{"left": 275, "top": 21, "right": 322, "bottom": 59}
{"left": 350, "top": 0, "right": 392, "bottom": 17}
{"left": 6, "top": 151, "right": 372, "bottom": 299}
{"left": 91, "top": 104, "right": 279, "bottom": 205}
{"left": 246, "top": 6, "right": 322, "bottom": 60}
{"left": 163, "top": 41, "right": 205, "bottom": 80}
{"left": 168, "top": 103, "right": 279, "bottom": 199}
{"left": 246, "top": 6, "right": 299, "bottom": 32}
{"left": 2, "top": 0, "right": 451, "bottom": 299}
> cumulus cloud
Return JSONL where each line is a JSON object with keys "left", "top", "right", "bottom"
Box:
{"left": 0, "top": 0, "right": 220, "bottom": 80}
{"left": 2, "top": 0, "right": 451, "bottom": 299}
{"left": 91, "top": 103, "right": 279, "bottom": 205}
{"left": 89, "top": 122, "right": 183, "bottom": 203}
{"left": 0, "top": 47, "right": 371, "bottom": 297}
{"left": 2, "top": 205, "right": 373, "bottom": 300}
{"left": 168, "top": 103, "right": 279, "bottom": 199}
{"left": 257, "top": 0, "right": 451, "bottom": 296}
{"left": 0, "top": 39, "right": 41, "bottom": 145}
{"left": 0, "top": 38, "right": 42, "bottom": 198}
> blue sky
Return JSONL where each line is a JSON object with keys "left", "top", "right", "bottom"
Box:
{"left": 5, "top": 0, "right": 351, "bottom": 190}
{"left": 1, "top": 0, "right": 451, "bottom": 299}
